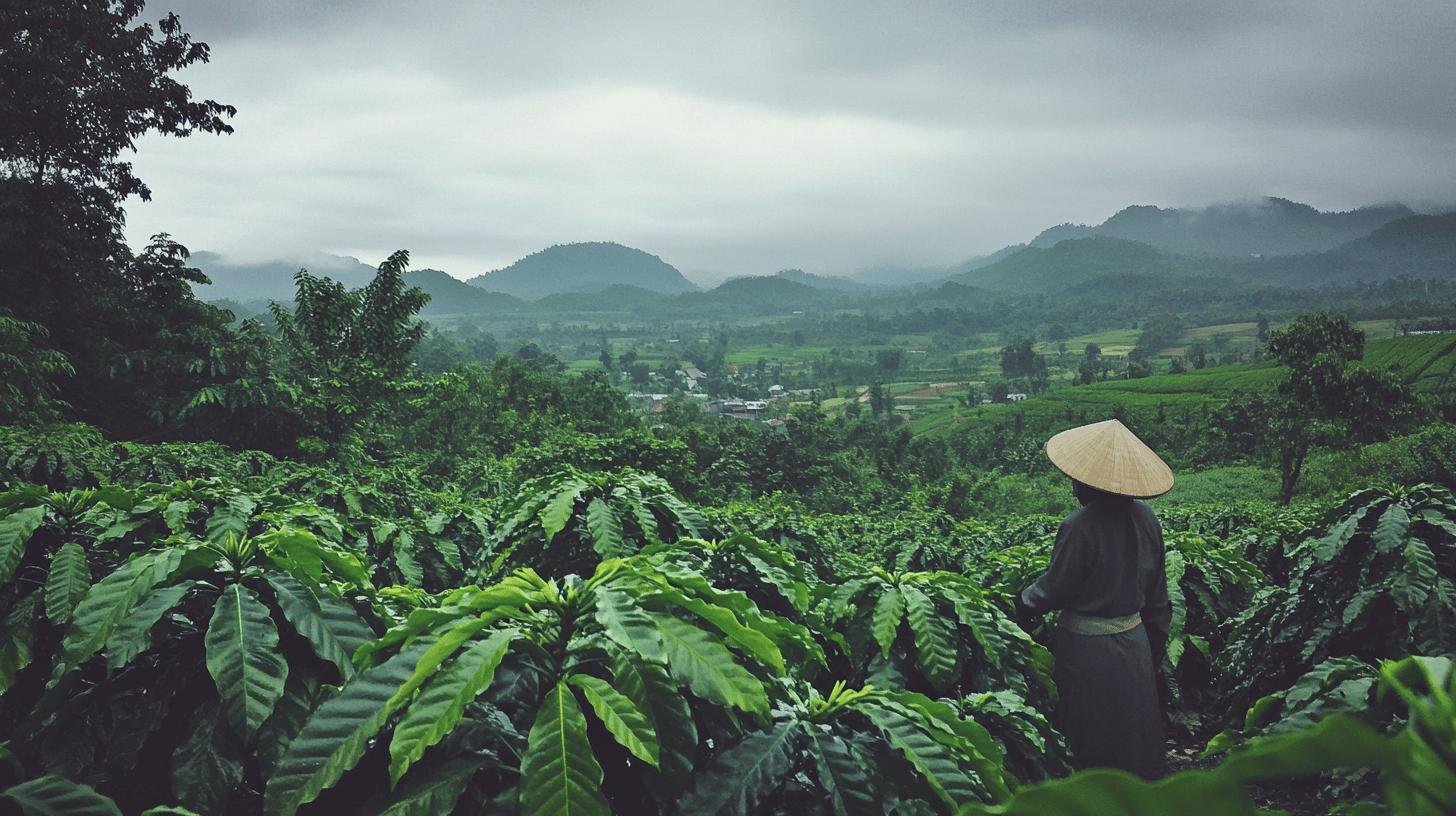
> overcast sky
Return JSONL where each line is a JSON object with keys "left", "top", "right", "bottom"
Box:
{"left": 123, "top": 0, "right": 1456, "bottom": 283}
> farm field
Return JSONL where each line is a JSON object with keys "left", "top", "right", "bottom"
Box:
{"left": 909, "top": 333, "right": 1456, "bottom": 437}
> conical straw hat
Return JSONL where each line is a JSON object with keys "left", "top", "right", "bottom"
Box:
{"left": 1044, "top": 419, "right": 1174, "bottom": 498}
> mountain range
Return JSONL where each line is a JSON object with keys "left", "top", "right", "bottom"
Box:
{"left": 188, "top": 198, "right": 1453, "bottom": 317}
{"left": 1027, "top": 197, "right": 1414, "bottom": 257}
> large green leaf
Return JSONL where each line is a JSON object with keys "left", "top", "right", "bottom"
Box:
{"left": 1372, "top": 503, "right": 1412, "bottom": 554}
{"left": 264, "top": 640, "right": 433, "bottom": 816}
{"left": 861, "top": 701, "right": 984, "bottom": 809}
{"left": 614, "top": 649, "right": 697, "bottom": 789}
{"left": 650, "top": 583, "right": 785, "bottom": 672}
{"left": 43, "top": 542, "right": 89, "bottom": 624}
{"left": 363, "top": 758, "right": 479, "bottom": 816}
{"left": 883, "top": 692, "right": 1009, "bottom": 801}
{"left": 52, "top": 550, "right": 176, "bottom": 681}
{"left": 568, "top": 673, "right": 659, "bottom": 766}
{"left": 655, "top": 615, "right": 769, "bottom": 715}
{"left": 388, "top": 629, "right": 515, "bottom": 785}
{"left": 104, "top": 581, "right": 194, "bottom": 671}
{"left": 519, "top": 682, "right": 610, "bottom": 816}
{"left": 1, "top": 774, "right": 122, "bottom": 816}
{"left": 678, "top": 721, "right": 800, "bottom": 816}
{"left": 958, "top": 767, "right": 1255, "bottom": 816}
{"left": 963, "top": 713, "right": 1399, "bottom": 816}
{"left": 205, "top": 494, "right": 256, "bottom": 545}
{"left": 265, "top": 572, "right": 374, "bottom": 679}
{"left": 902, "top": 585, "right": 960, "bottom": 690}
{"left": 595, "top": 587, "right": 665, "bottom": 663}
{"left": 207, "top": 584, "right": 289, "bottom": 739}
{"left": 0, "top": 594, "right": 37, "bottom": 695}
{"left": 0, "top": 505, "right": 46, "bottom": 581}
{"left": 871, "top": 587, "right": 905, "bottom": 657}
{"left": 172, "top": 699, "right": 244, "bottom": 814}
{"left": 539, "top": 481, "right": 586, "bottom": 541}
{"left": 807, "top": 729, "right": 878, "bottom": 816}
{"left": 256, "top": 669, "right": 323, "bottom": 777}
{"left": 586, "top": 498, "right": 628, "bottom": 557}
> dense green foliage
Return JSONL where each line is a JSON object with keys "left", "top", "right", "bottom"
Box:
{"left": 3, "top": 3, "right": 1455, "bottom": 813}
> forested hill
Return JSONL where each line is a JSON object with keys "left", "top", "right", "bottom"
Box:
{"left": 465, "top": 241, "right": 698, "bottom": 299}
{"left": 952, "top": 214, "right": 1456, "bottom": 295}
{"left": 948, "top": 237, "right": 1196, "bottom": 294}
{"left": 405, "top": 268, "right": 525, "bottom": 315}
{"left": 1030, "top": 197, "right": 1414, "bottom": 257}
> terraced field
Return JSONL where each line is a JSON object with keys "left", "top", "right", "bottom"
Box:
{"left": 909, "top": 333, "right": 1456, "bottom": 437}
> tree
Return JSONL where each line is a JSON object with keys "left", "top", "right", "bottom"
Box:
{"left": 270, "top": 251, "right": 428, "bottom": 455}
{"left": 1000, "top": 338, "right": 1045, "bottom": 380}
{"left": 1188, "top": 343, "right": 1208, "bottom": 370}
{"left": 0, "top": 0, "right": 235, "bottom": 434}
{"left": 0, "top": 315, "right": 73, "bottom": 422}
{"left": 0, "top": 0, "right": 234, "bottom": 205}
{"left": 1076, "top": 344, "right": 1102, "bottom": 385}
{"left": 1265, "top": 311, "right": 1418, "bottom": 503}
{"left": 876, "top": 348, "right": 904, "bottom": 376}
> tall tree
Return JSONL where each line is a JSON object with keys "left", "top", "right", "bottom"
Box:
{"left": 1265, "top": 311, "right": 1417, "bottom": 503}
{"left": 0, "top": 0, "right": 235, "bottom": 432}
{"left": 271, "top": 251, "right": 429, "bottom": 455}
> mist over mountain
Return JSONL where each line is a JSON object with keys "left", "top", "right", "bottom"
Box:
{"left": 465, "top": 242, "right": 697, "bottom": 299}
{"left": 950, "top": 237, "right": 1195, "bottom": 294}
{"left": 190, "top": 251, "right": 379, "bottom": 302}
{"left": 1030, "top": 197, "right": 1414, "bottom": 257}
{"left": 774, "top": 269, "right": 873, "bottom": 292}
{"left": 956, "top": 212, "right": 1456, "bottom": 296}
{"left": 186, "top": 198, "right": 1451, "bottom": 321}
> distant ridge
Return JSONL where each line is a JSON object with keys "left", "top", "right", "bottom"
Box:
{"left": 951, "top": 236, "right": 1185, "bottom": 294}
{"left": 466, "top": 242, "right": 697, "bottom": 300}
{"left": 774, "top": 268, "right": 873, "bottom": 292}
{"left": 190, "top": 251, "right": 378, "bottom": 302}
{"left": 1030, "top": 197, "right": 1413, "bottom": 257}
{"left": 406, "top": 268, "right": 524, "bottom": 316}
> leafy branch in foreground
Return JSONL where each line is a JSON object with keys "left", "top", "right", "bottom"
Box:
{"left": 1220, "top": 484, "right": 1456, "bottom": 713}
{"left": 8, "top": 528, "right": 374, "bottom": 813}
{"left": 265, "top": 556, "right": 802, "bottom": 816}
{"left": 681, "top": 681, "right": 1013, "bottom": 815}
{"left": 482, "top": 468, "right": 704, "bottom": 580}
{"left": 820, "top": 569, "right": 1054, "bottom": 704}
{"left": 962, "top": 655, "right": 1456, "bottom": 816}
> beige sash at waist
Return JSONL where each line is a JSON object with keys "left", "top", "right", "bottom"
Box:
{"left": 1058, "top": 610, "right": 1142, "bottom": 636}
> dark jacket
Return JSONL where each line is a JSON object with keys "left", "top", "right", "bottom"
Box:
{"left": 1018, "top": 497, "right": 1172, "bottom": 658}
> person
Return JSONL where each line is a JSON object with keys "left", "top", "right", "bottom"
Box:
{"left": 1015, "top": 418, "right": 1173, "bottom": 780}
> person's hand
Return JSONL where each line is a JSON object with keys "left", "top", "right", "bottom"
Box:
{"left": 1012, "top": 592, "right": 1039, "bottom": 633}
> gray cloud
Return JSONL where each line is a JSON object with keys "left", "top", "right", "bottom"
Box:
{"left": 123, "top": 0, "right": 1456, "bottom": 282}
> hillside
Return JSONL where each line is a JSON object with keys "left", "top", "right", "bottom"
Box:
{"left": 406, "top": 268, "right": 525, "bottom": 316}
{"left": 466, "top": 242, "right": 697, "bottom": 299}
{"left": 190, "top": 251, "right": 379, "bottom": 302}
{"left": 531, "top": 284, "right": 672, "bottom": 313}
{"left": 949, "top": 236, "right": 1184, "bottom": 293}
{"left": 1031, "top": 198, "right": 1413, "bottom": 257}
{"left": 1254, "top": 214, "right": 1456, "bottom": 287}
{"left": 775, "top": 268, "right": 873, "bottom": 292}
{"left": 688, "top": 275, "right": 829, "bottom": 309}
